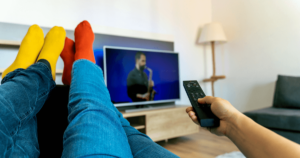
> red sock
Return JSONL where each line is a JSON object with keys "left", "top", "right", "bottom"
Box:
{"left": 60, "top": 37, "right": 75, "bottom": 85}
{"left": 74, "top": 20, "right": 95, "bottom": 63}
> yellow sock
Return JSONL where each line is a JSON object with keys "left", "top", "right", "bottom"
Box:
{"left": 37, "top": 26, "right": 66, "bottom": 80}
{"left": 2, "top": 24, "right": 44, "bottom": 79}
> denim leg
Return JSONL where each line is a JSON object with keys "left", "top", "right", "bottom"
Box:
{"left": 10, "top": 116, "right": 39, "bottom": 158}
{"left": 114, "top": 109, "right": 179, "bottom": 158}
{"left": 62, "top": 59, "right": 133, "bottom": 158}
{"left": 0, "top": 62, "right": 55, "bottom": 158}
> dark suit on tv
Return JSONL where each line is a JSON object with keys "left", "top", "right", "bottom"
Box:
{"left": 127, "top": 68, "right": 148, "bottom": 102}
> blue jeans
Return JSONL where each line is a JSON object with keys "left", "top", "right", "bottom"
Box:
{"left": 0, "top": 62, "right": 55, "bottom": 158}
{"left": 0, "top": 59, "right": 179, "bottom": 158}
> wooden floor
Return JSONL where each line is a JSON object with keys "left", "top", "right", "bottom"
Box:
{"left": 157, "top": 129, "right": 240, "bottom": 158}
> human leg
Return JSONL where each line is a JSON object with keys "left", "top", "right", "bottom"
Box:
{"left": 0, "top": 24, "right": 66, "bottom": 157}
{"left": 60, "top": 20, "right": 95, "bottom": 85}
{"left": 1, "top": 25, "right": 44, "bottom": 79}
{"left": 61, "top": 20, "right": 131, "bottom": 158}
{"left": 62, "top": 59, "right": 133, "bottom": 158}
{"left": 0, "top": 61, "right": 55, "bottom": 157}
{"left": 10, "top": 116, "right": 40, "bottom": 158}
{"left": 60, "top": 20, "right": 177, "bottom": 158}
{"left": 37, "top": 26, "right": 66, "bottom": 80}
{"left": 60, "top": 37, "right": 75, "bottom": 85}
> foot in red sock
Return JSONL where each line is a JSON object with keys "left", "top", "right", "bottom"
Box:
{"left": 74, "top": 20, "right": 95, "bottom": 63}
{"left": 60, "top": 37, "right": 75, "bottom": 85}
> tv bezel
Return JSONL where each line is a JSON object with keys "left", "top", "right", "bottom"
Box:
{"left": 103, "top": 46, "right": 181, "bottom": 107}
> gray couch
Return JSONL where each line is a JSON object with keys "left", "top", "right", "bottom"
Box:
{"left": 244, "top": 75, "right": 300, "bottom": 144}
{"left": 244, "top": 107, "right": 300, "bottom": 144}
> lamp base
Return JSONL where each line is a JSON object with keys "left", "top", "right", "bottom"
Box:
{"left": 203, "top": 75, "right": 226, "bottom": 97}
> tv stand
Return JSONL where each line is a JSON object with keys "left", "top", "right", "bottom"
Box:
{"left": 118, "top": 103, "right": 176, "bottom": 113}
{"left": 119, "top": 105, "right": 200, "bottom": 142}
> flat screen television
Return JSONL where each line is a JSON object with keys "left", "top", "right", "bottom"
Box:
{"left": 104, "top": 46, "right": 180, "bottom": 107}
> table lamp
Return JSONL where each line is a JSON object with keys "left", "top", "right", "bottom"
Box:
{"left": 198, "top": 22, "right": 227, "bottom": 96}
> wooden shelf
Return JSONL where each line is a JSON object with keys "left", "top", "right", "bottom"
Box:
{"left": 0, "top": 69, "right": 63, "bottom": 75}
{"left": 131, "top": 124, "right": 145, "bottom": 130}
{"left": 203, "top": 78, "right": 217, "bottom": 82}
{"left": 56, "top": 69, "right": 63, "bottom": 74}
{"left": 203, "top": 75, "right": 226, "bottom": 82}
{"left": 0, "top": 40, "right": 21, "bottom": 47}
{"left": 211, "top": 75, "right": 226, "bottom": 79}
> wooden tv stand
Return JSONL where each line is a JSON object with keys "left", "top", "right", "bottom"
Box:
{"left": 120, "top": 105, "right": 200, "bottom": 142}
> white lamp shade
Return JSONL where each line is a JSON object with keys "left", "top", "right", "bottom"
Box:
{"left": 198, "top": 22, "right": 227, "bottom": 43}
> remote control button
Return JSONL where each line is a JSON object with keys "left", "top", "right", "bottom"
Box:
{"left": 200, "top": 92, "right": 204, "bottom": 96}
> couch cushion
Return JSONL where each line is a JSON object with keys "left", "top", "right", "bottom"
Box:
{"left": 273, "top": 75, "right": 300, "bottom": 109}
{"left": 244, "top": 107, "right": 300, "bottom": 132}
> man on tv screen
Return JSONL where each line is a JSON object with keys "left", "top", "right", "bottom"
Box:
{"left": 127, "top": 52, "right": 154, "bottom": 102}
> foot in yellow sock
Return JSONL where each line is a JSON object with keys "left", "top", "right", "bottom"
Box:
{"left": 37, "top": 26, "right": 66, "bottom": 80}
{"left": 2, "top": 24, "right": 44, "bottom": 79}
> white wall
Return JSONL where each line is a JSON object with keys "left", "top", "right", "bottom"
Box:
{"left": 211, "top": 0, "right": 300, "bottom": 112}
{"left": 0, "top": 0, "right": 212, "bottom": 105}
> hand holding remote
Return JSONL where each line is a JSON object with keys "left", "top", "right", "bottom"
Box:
{"left": 186, "top": 96, "right": 242, "bottom": 136}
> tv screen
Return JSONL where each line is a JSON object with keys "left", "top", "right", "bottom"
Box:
{"left": 104, "top": 46, "right": 180, "bottom": 107}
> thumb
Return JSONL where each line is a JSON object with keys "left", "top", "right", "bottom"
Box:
{"left": 198, "top": 96, "right": 215, "bottom": 104}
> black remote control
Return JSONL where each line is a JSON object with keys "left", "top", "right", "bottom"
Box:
{"left": 183, "top": 80, "right": 220, "bottom": 127}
